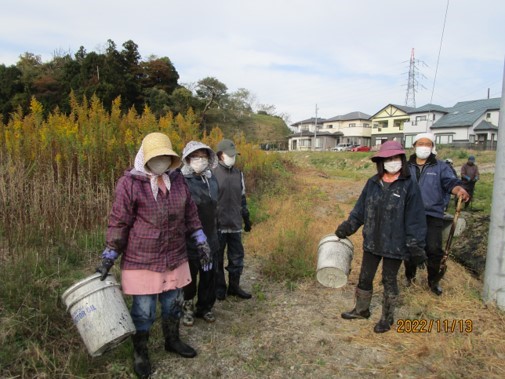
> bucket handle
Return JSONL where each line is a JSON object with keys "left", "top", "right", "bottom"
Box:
{"left": 65, "top": 282, "right": 120, "bottom": 311}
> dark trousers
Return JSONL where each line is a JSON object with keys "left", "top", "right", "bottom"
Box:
{"left": 183, "top": 256, "right": 216, "bottom": 314}
{"left": 460, "top": 180, "right": 475, "bottom": 208}
{"left": 357, "top": 251, "right": 402, "bottom": 296}
{"left": 405, "top": 215, "right": 444, "bottom": 284}
{"left": 216, "top": 232, "right": 245, "bottom": 293}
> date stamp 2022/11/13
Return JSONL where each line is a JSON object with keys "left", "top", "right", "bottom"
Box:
{"left": 396, "top": 319, "right": 473, "bottom": 333}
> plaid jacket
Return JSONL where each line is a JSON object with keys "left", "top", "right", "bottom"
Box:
{"left": 106, "top": 169, "right": 202, "bottom": 272}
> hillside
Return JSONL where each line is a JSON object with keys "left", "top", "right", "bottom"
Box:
{"left": 210, "top": 112, "right": 292, "bottom": 146}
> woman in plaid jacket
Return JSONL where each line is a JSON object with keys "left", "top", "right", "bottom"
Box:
{"left": 96, "top": 132, "right": 212, "bottom": 379}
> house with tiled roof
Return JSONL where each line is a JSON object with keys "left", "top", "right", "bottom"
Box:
{"left": 403, "top": 104, "right": 450, "bottom": 147}
{"left": 288, "top": 111, "right": 370, "bottom": 151}
{"left": 369, "top": 104, "right": 416, "bottom": 145}
{"left": 429, "top": 97, "right": 500, "bottom": 149}
{"left": 321, "top": 111, "right": 372, "bottom": 147}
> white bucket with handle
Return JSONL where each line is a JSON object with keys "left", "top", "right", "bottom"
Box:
{"left": 61, "top": 273, "right": 135, "bottom": 357}
{"left": 316, "top": 234, "right": 354, "bottom": 288}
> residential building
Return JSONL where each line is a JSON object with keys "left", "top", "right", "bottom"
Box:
{"left": 288, "top": 111, "right": 371, "bottom": 151}
{"left": 403, "top": 104, "right": 449, "bottom": 147}
{"left": 369, "top": 104, "right": 415, "bottom": 146}
{"left": 429, "top": 97, "right": 500, "bottom": 149}
{"left": 321, "top": 111, "right": 372, "bottom": 146}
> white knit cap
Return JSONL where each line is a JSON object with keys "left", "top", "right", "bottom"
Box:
{"left": 413, "top": 132, "right": 437, "bottom": 155}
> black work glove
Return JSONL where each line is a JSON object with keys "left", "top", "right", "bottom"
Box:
{"left": 96, "top": 258, "right": 115, "bottom": 281}
{"left": 335, "top": 223, "right": 352, "bottom": 239}
{"left": 243, "top": 216, "right": 252, "bottom": 232}
{"left": 409, "top": 246, "right": 427, "bottom": 269}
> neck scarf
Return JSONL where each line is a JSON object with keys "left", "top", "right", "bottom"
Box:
{"left": 134, "top": 146, "right": 171, "bottom": 201}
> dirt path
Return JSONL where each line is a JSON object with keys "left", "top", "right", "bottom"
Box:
{"left": 150, "top": 158, "right": 502, "bottom": 379}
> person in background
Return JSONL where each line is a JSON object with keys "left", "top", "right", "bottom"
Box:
{"left": 460, "top": 155, "right": 480, "bottom": 209}
{"left": 96, "top": 132, "right": 211, "bottom": 379}
{"left": 213, "top": 139, "right": 253, "bottom": 300}
{"left": 336, "top": 141, "right": 427, "bottom": 333}
{"left": 180, "top": 141, "right": 219, "bottom": 326}
{"left": 404, "top": 133, "right": 470, "bottom": 296}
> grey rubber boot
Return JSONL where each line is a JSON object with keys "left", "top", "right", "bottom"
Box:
{"left": 373, "top": 294, "right": 398, "bottom": 333}
{"left": 341, "top": 288, "right": 372, "bottom": 319}
{"left": 162, "top": 318, "right": 197, "bottom": 358}
{"left": 131, "top": 331, "right": 151, "bottom": 378}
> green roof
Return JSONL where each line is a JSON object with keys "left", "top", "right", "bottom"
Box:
{"left": 431, "top": 98, "right": 500, "bottom": 129}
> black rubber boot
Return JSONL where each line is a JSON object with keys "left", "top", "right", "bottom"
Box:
{"left": 341, "top": 288, "right": 372, "bottom": 319}
{"left": 162, "top": 318, "right": 197, "bottom": 358}
{"left": 227, "top": 275, "right": 252, "bottom": 299}
{"left": 374, "top": 294, "right": 398, "bottom": 333}
{"left": 131, "top": 331, "right": 151, "bottom": 379}
{"left": 429, "top": 281, "right": 443, "bottom": 296}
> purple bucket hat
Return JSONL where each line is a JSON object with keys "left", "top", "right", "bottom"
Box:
{"left": 371, "top": 141, "right": 405, "bottom": 162}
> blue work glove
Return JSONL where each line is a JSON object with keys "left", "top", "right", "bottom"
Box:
{"left": 192, "top": 229, "right": 212, "bottom": 269}
{"left": 464, "top": 175, "right": 471, "bottom": 181}
{"left": 96, "top": 247, "right": 118, "bottom": 280}
{"left": 474, "top": 175, "right": 479, "bottom": 182}
{"left": 408, "top": 246, "right": 427, "bottom": 269}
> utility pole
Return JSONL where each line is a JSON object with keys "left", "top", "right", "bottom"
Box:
{"left": 483, "top": 58, "right": 505, "bottom": 310}
{"left": 313, "top": 104, "right": 319, "bottom": 151}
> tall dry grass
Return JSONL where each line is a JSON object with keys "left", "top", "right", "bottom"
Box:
{"left": 0, "top": 95, "right": 283, "bottom": 378}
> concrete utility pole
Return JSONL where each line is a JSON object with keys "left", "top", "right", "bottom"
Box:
{"left": 313, "top": 104, "right": 319, "bottom": 151}
{"left": 483, "top": 58, "right": 505, "bottom": 310}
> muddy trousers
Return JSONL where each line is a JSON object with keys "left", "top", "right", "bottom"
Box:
{"left": 357, "top": 251, "right": 402, "bottom": 296}
{"left": 404, "top": 216, "right": 444, "bottom": 285}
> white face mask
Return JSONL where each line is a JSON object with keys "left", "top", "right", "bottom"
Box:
{"left": 415, "top": 146, "right": 432, "bottom": 160}
{"left": 384, "top": 160, "right": 402, "bottom": 174}
{"left": 147, "top": 156, "right": 172, "bottom": 175}
{"left": 222, "top": 153, "right": 236, "bottom": 167}
{"left": 190, "top": 157, "right": 209, "bottom": 174}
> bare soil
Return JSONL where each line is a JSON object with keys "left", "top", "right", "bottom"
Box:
{"left": 148, "top": 158, "right": 503, "bottom": 379}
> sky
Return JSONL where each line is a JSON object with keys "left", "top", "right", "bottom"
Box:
{"left": 1, "top": 0, "right": 504, "bottom": 125}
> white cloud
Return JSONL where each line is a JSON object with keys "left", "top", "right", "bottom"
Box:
{"left": 0, "top": 0, "right": 503, "bottom": 123}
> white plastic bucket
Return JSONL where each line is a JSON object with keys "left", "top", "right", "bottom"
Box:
{"left": 316, "top": 234, "right": 354, "bottom": 288}
{"left": 61, "top": 273, "right": 136, "bottom": 357}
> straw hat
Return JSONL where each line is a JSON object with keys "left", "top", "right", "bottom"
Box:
{"left": 142, "top": 132, "right": 181, "bottom": 169}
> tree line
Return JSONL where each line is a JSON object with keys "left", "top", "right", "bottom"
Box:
{"left": 0, "top": 39, "right": 284, "bottom": 128}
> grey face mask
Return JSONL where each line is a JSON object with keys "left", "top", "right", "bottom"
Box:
{"left": 146, "top": 156, "right": 172, "bottom": 175}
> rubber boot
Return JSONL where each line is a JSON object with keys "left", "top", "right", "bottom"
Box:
{"left": 341, "top": 288, "right": 372, "bottom": 319}
{"left": 428, "top": 280, "right": 443, "bottom": 296}
{"left": 227, "top": 274, "right": 252, "bottom": 299}
{"left": 428, "top": 259, "right": 443, "bottom": 296}
{"left": 404, "top": 262, "right": 417, "bottom": 287}
{"left": 374, "top": 294, "right": 398, "bottom": 333}
{"left": 131, "top": 331, "right": 151, "bottom": 379}
{"left": 162, "top": 318, "right": 197, "bottom": 358}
